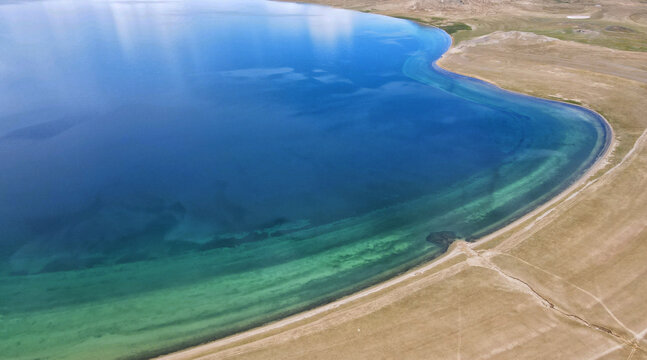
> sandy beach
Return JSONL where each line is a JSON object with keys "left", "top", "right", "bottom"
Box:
{"left": 157, "top": 1, "right": 647, "bottom": 359}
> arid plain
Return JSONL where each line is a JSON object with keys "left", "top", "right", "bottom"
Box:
{"left": 159, "top": 1, "right": 647, "bottom": 359}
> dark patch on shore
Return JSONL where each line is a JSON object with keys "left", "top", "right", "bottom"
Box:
{"left": 605, "top": 25, "right": 636, "bottom": 33}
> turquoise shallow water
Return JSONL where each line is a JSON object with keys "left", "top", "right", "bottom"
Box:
{"left": 0, "top": 0, "right": 609, "bottom": 359}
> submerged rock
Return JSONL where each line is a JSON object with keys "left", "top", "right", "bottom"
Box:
{"left": 425, "top": 231, "right": 459, "bottom": 250}
{"left": 199, "top": 231, "right": 272, "bottom": 251}
{"left": 199, "top": 237, "right": 238, "bottom": 251}
{"left": 38, "top": 255, "right": 107, "bottom": 273}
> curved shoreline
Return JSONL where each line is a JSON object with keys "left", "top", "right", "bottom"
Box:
{"left": 434, "top": 33, "right": 615, "bottom": 243}
{"left": 157, "top": 19, "right": 616, "bottom": 360}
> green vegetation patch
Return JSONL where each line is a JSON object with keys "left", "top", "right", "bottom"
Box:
{"left": 439, "top": 22, "right": 472, "bottom": 34}
{"left": 392, "top": 15, "right": 472, "bottom": 35}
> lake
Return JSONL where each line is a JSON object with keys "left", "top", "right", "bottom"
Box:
{"left": 0, "top": 0, "right": 608, "bottom": 359}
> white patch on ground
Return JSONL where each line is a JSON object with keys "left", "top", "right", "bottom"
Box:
{"left": 567, "top": 15, "right": 591, "bottom": 19}
{"left": 446, "top": 31, "right": 557, "bottom": 54}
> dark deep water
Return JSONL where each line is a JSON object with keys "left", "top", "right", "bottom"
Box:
{"left": 0, "top": 0, "right": 608, "bottom": 359}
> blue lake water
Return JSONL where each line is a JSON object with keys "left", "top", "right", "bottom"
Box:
{"left": 0, "top": 0, "right": 608, "bottom": 359}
